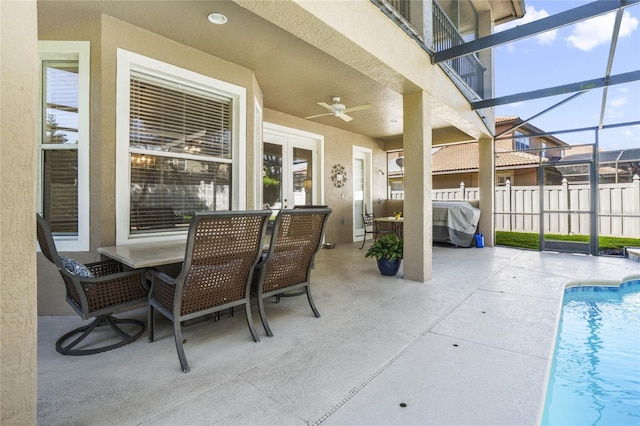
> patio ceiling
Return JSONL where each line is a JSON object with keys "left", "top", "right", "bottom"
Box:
{"left": 37, "top": 0, "right": 432, "bottom": 140}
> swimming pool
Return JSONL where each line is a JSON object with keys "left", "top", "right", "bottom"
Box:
{"left": 541, "top": 278, "right": 640, "bottom": 425}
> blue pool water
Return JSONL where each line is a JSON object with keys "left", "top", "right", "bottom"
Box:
{"left": 541, "top": 279, "right": 640, "bottom": 426}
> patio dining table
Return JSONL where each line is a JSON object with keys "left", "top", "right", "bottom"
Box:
{"left": 98, "top": 235, "right": 272, "bottom": 269}
{"left": 373, "top": 216, "right": 403, "bottom": 237}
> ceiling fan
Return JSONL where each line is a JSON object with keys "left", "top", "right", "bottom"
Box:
{"left": 305, "top": 97, "right": 371, "bottom": 122}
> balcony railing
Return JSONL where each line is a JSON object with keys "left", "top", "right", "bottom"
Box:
{"left": 432, "top": 2, "right": 485, "bottom": 98}
{"left": 373, "top": 0, "right": 486, "bottom": 99}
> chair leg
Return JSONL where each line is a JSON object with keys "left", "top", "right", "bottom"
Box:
{"left": 257, "top": 295, "right": 273, "bottom": 337}
{"left": 244, "top": 299, "right": 260, "bottom": 343}
{"left": 147, "top": 304, "right": 156, "bottom": 343}
{"left": 56, "top": 315, "right": 144, "bottom": 356}
{"left": 173, "top": 321, "right": 190, "bottom": 373}
{"left": 305, "top": 286, "right": 321, "bottom": 318}
{"left": 360, "top": 232, "right": 368, "bottom": 249}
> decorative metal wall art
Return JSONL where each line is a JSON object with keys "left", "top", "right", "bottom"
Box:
{"left": 330, "top": 163, "right": 347, "bottom": 188}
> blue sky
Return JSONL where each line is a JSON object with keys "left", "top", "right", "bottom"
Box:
{"left": 494, "top": 0, "right": 640, "bottom": 151}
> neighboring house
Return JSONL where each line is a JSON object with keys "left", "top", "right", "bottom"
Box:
{"left": 429, "top": 116, "right": 637, "bottom": 189}
{"left": 495, "top": 116, "right": 568, "bottom": 161}
{"left": 387, "top": 116, "right": 569, "bottom": 195}
{"left": 431, "top": 142, "right": 550, "bottom": 188}
{"left": 557, "top": 148, "right": 640, "bottom": 183}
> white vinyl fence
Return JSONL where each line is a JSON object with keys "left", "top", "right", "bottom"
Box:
{"left": 433, "top": 175, "right": 640, "bottom": 238}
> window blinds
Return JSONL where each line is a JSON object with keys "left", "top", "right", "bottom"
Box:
{"left": 128, "top": 72, "right": 233, "bottom": 234}
{"left": 41, "top": 61, "right": 79, "bottom": 234}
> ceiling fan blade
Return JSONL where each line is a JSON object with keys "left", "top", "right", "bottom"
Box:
{"left": 317, "top": 102, "right": 336, "bottom": 112}
{"left": 338, "top": 113, "right": 353, "bottom": 122}
{"left": 343, "top": 103, "right": 371, "bottom": 113}
{"left": 305, "top": 112, "right": 333, "bottom": 119}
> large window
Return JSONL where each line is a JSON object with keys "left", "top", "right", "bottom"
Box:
{"left": 116, "top": 50, "right": 246, "bottom": 244}
{"left": 38, "top": 41, "right": 90, "bottom": 251}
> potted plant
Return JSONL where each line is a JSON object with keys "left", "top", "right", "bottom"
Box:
{"left": 393, "top": 210, "right": 402, "bottom": 220}
{"left": 365, "top": 233, "right": 403, "bottom": 276}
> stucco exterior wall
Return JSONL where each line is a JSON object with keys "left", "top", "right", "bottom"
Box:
{"left": 1, "top": 0, "right": 39, "bottom": 422}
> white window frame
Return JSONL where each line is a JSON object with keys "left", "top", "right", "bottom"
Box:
{"left": 514, "top": 131, "right": 530, "bottom": 151}
{"left": 38, "top": 41, "right": 90, "bottom": 252}
{"left": 115, "top": 49, "right": 247, "bottom": 245}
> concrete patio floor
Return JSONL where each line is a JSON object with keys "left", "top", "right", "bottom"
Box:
{"left": 37, "top": 243, "right": 640, "bottom": 425}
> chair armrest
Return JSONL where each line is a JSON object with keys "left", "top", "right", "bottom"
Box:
{"left": 147, "top": 269, "right": 179, "bottom": 311}
{"left": 148, "top": 269, "right": 178, "bottom": 287}
{"left": 66, "top": 269, "right": 150, "bottom": 317}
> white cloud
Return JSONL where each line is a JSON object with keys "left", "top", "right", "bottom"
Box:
{"left": 496, "top": 5, "right": 557, "bottom": 48}
{"left": 566, "top": 11, "right": 639, "bottom": 51}
{"left": 610, "top": 97, "right": 627, "bottom": 108}
{"left": 621, "top": 127, "right": 640, "bottom": 141}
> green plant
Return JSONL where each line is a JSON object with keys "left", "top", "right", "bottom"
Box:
{"left": 365, "top": 233, "right": 403, "bottom": 261}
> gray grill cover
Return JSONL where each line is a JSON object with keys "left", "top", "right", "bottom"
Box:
{"left": 432, "top": 201, "right": 481, "bottom": 247}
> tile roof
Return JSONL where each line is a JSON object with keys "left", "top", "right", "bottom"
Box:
{"left": 495, "top": 115, "right": 520, "bottom": 124}
{"left": 432, "top": 143, "right": 545, "bottom": 173}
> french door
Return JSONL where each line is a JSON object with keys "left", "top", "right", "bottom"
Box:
{"left": 262, "top": 124, "right": 322, "bottom": 212}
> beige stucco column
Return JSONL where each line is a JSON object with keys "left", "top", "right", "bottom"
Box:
{"left": 478, "top": 136, "right": 495, "bottom": 246}
{"left": 402, "top": 90, "right": 432, "bottom": 282}
{"left": 1, "top": 0, "right": 39, "bottom": 423}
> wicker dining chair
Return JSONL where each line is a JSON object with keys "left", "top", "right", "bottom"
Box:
{"left": 147, "top": 210, "right": 270, "bottom": 373}
{"left": 36, "top": 214, "right": 149, "bottom": 356}
{"left": 254, "top": 207, "right": 331, "bottom": 337}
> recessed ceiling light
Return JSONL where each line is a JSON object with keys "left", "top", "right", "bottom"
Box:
{"left": 207, "top": 13, "right": 228, "bottom": 25}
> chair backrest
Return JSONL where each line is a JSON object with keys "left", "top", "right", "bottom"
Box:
{"left": 176, "top": 211, "right": 271, "bottom": 315}
{"left": 362, "top": 213, "right": 375, "bottom": 229}
{"left": 36, "top": 213, "right": 64, "bottom": 269}
{"left": 260, "top": 207, "right": 331, "bottom": 293}
{"left": 36, "top": 213, "right": 87, "bottom": 312}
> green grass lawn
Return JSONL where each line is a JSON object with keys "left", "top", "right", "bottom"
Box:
{"left": 495, "top": 231, "right": 640, "bottom": 254}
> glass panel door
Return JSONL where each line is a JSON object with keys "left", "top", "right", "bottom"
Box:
{"left": 262, "top": 142, "right": 282, "bottom": 210}
{"left": 293, "top": 147, "right": 313, "bottom": 207}
{"left": 263, "top": 128, "right": 319, "bottom": 213}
